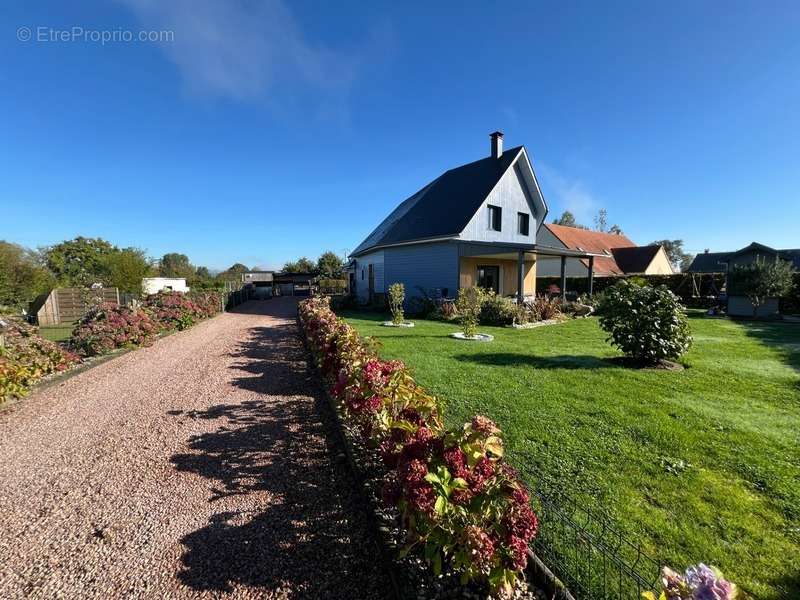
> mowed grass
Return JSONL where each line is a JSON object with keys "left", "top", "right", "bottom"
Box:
{"left": 342, "top": 310, "right": 800, "bottom": 599}
{"left": 38, "top": 324, "right": 73, "bottom": 343}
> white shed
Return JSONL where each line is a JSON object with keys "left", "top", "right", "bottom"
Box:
{"left": 142, "top": 277, "right": 190, "bottom": 295}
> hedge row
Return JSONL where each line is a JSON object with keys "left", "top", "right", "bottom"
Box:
{"left": 298, "top": 296, "right": 539, "bottom": 596}
{"left": 69, "top": 291, "right": 223, "bottom": 357}
{"left": 0, "top": 318, "right": 79, "bottom": 402}
{"left": 537, "top": 273, "right": 726, "bottom": 303}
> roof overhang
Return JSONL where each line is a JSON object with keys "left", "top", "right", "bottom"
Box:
{"left": 457, "top": 240, "right": 601, "bottom": 259}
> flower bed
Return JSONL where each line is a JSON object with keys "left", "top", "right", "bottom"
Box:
{"left": 0, "top": 318, "right": 79, "bottom": 402}
{"left": 70, "top": 303, "right": 158, "bottom": 357}
{"left": 299, "top": 296, "right": 540, "bottom": 597}
{"left": 142, "top": 290, "right": 222, "bottom": 332}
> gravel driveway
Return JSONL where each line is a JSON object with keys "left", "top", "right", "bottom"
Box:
{"left": 0, "top": 298, "right": 391, "bottom": 599}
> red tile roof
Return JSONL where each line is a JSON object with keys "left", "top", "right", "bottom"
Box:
{"left": 544, "top": 224, "right": 637, "bottom": 276}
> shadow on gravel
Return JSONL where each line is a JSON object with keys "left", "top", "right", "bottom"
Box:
{"left": 168, "top": 317, "right": 390, "bottom": 598}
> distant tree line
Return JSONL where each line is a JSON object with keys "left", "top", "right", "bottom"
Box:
{"left": 0, "top": 236, "right": 349, "bottom": 314}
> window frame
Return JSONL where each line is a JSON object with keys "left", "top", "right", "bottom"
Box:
{"left": 488, "top": 204, "right": 502, "bottom": 232}
{"left": 517, "top": 212, "right": 530, "bottom": 236}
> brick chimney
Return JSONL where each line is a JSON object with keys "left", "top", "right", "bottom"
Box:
{"left": 490, "top": 131, "right": 503, "bottom": 159}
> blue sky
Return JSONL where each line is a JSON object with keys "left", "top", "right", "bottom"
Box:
{"left": 2, "top": 1, "right": 799, "bottom": 270}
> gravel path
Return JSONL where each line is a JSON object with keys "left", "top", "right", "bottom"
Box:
{"left": 0, "top": 298, "right": 391, "bottom": 599}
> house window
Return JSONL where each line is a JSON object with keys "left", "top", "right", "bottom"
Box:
{"left": 517, "top": 212, "right": 530, "bottom": 236}
{"left": 477, "top": 265, "right": 500, "bottom": 293}
{"left": 361, "top": 268, "right": 365, "bottom": 280}
{"left": 488, "top": 205, "right": 502, "bottom": 231}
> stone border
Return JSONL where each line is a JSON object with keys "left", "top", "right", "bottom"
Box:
{"left": 449, "top": 332, "right": 494, "bottom": 341}
{"left": 381, "top": 321, "right": 415, "bottom": 328}
{"left": 507, "top": 319, "right": 562, "bottom": 329}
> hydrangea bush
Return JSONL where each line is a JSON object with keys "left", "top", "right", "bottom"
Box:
{"left": 299, "top": 296, "right": 539, "bottom": 595}
{"left": 142, "top": 291, "right": 220, "bottom": 331}
{"left": 598, "top": 280, "right": 692, "bottom": 364}
{"left": 0, "top": 318, "right": 79, "bottom": 401}
{"left": 70, "top": 303, "right": 157, "bottom": 356}
{"left": 644, "top": 564, "right": 738, "bottom": 600}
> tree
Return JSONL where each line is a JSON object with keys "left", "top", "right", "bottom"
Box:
{"left": 316, "top": 251, "right": 344, "bottom": 278}
{"left": 159, "top": 253, "right": 195, "bottom": 279}
{"left": 104, "top": 247, "right": 153, "bottom": 294}
{"left": 195, "top": 266, "right": 210, "bottom": 279}
{"left": 216, "top": 263, "right": 250, "bottom": 282}
{"left": 650, "top": 239, "right": 692, "bottom": 272}
{"left": 283, "top": 257, "right": 316, "bottom": 273}
{"left": 0, "top": 241, "right": 55, "bottom": 311}
{"left": 593, "top": 208, "right": 608, "bottom": 232}
{"left": 609, "top": 224, "right": 624, "bottom": 235}
{"left": 43, "top": 236, "right": 116, "bottom": 286}
{"left": 728, "top": 260, "right": 795, "bottom": 318}
{"left": 552, "top": 210, "right": 588, "bottom": 229}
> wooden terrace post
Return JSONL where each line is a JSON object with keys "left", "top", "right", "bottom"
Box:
{"left": 588, "top": 256, "right": 595, "bottom": 296}
{"left": 560, "top": 255, "right": 567, "bottom": 301}
{"left": 517, "top": 250, "right": 525, "bottom": 305}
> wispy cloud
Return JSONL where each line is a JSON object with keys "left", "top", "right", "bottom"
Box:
{"left": 120, "top": 0, "right": 385, "bottom": 117}
{"left": 536, "top": 162, "right": 598, "bottom": 222}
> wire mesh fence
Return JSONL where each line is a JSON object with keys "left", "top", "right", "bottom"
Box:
{"left": 528, "top": 468, "right": 661, "bottom": 599}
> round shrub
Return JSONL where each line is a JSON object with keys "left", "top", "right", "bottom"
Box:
{"left": 70, "top": 303, "right": 157, "bottom": 356}
{"left": 479, "top": 291, "right": 517, "bottom": 325}
{"left": 598, "top": 280, "right": 691, "bottom": 364}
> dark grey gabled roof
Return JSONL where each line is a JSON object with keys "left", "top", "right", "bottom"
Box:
{"left": 610, "top": 245, "right": 664, "bottom": 274}
{"left": 686, "top": 252, "right": 731, "bottom": 273}
{"left": 351, "top": 146, "right": 524, "bottom": 256}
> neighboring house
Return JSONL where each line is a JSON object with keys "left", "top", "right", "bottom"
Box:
{"left": 687, "top": 242, "right": 800, "bottom": 317}
{"left": 536, "top": 224, "right": 673, "bottom": 277}
{"left": 348, "top": 132, "right": 597, "bottom": 304}
{"left": 142, "top": 277, "right": 189, "bottom": 295}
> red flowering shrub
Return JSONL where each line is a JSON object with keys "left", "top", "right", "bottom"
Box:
{"left": 143, "top": 291, "right": 220, "bottom": 331}
{"left": 0, "top": 318, "right": 79, "bottom": 401}
{"left": 69, "top": 303, "right": 157, "bottom": 356}
{"left": 298, "top": 296, "right": 539, "bottom": 595}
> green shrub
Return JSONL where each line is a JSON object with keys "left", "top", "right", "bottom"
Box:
{"left": 456, "top": 287, "right": 486, "bottom": 337}
{"left": 479, "top": 291, "right": 517, "bottom": 325}
{"left": 598, "top": 280, "right": 691, "bottom": 364}
{"left": 388, "top": 282, "right": 405, "bottom": 325}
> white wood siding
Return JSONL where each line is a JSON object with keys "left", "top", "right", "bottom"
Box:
{"left": 459, "top": 164, "right": 539, "bottom": 244}
{"left": 353, "top": 250, "right": 384, "bottom": 302}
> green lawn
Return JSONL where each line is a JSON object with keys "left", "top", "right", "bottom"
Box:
{"left": 38, "top": 324, "right": 73, "bottom": 343}
{"left": 342, "top": 310, "right": 800, "bottom": 599}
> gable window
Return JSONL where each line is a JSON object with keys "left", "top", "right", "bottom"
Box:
{"left": 488, "top": 205, "right": 502, "bottom": 231}
{"left": 517, "top": 212, "right": 530, "bottom": 236}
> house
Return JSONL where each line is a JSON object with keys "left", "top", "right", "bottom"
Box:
{"left": 273, "top": 272, "right": 315, "bottom": 297}
{"left": 349, "top": 132, "right": 598, "bottom": 304}
{"left": 687, "top": 242, "right": 799, "bottom": 317}
{"left": 142, "top": 277, "right": 189, "bottom": 295}
{"left": 536, "top": 224, "right": 673, "bottom": 277}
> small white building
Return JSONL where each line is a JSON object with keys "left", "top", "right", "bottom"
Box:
{"left": 142, "top": 277, "right": 190, "bottom": 295}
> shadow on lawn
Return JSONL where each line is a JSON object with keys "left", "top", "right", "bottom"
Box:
{"left": 736, "top": 319, "right": 800, "bottom": 379}
{"left": 454, "top": 352, "right": 614, "bottom": 370}
{"left": 167, "top": 313, "right": 389, "bottom": 598}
